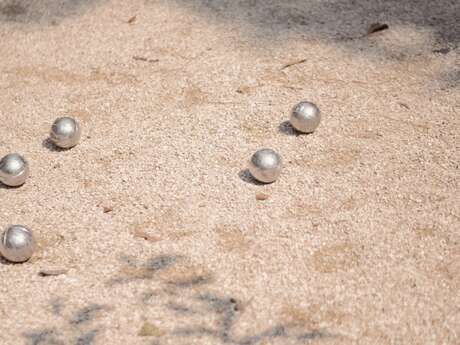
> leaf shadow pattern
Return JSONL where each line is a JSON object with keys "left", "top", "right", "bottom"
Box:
{"left": 23, "top": 303, "right": 107, "bottom": 345}
{"left": 24, "top": 254, "right": 337, "bottom": 344}
{"left": 107, "top": 254, "right": 180, "bottom": 286}
{"left": 170, "top": 293, "right": 333, "bottom": 344}
{"left": 119, "top": 255, "right": 336, "bottom": 344}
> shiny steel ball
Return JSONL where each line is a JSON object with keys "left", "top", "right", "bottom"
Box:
{"left": 0, "top": 225, "right": 35, "bottom": 263}
{"left": 50, "top": 117, "right": 81, "bottom": 149}
{"left": 248, "top": 148, "right": 282, "bottom": 183}
{"left": 290, "top": 101, "right": 321, "bottom": 133}
{"left": 0, "top": 153, "right": 29, "bottom": 187}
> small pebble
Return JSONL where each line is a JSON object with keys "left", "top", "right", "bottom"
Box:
{"left": 256, "top": 192, "right": 270, "bottom": 201}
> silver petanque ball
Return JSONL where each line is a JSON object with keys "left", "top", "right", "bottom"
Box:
{"left": 0, "top": 225, "right": 35, "bottom": 263}
{"left": 0, "top": 153, "right": 29, "bottom": 187}
{"left": 290, "top": 101, "right": 321, "bottom": 133}
{"left": 248, "top": 148, "right": 282, "bottom": 183}
{"left": 50, "top": 117, "right": 81, "bottom": 149}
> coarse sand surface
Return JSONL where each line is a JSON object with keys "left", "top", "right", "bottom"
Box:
{"left": 0, "top": 0, "right": 459, "bottom": 344}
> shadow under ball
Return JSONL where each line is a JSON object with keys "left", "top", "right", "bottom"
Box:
{"left": 290, "top": 101, "right": 321, "bottom": 133}
{"left": 248, "top": 148, "right": 282, "bottom": 183}
{"left": 0, "top": 225, "right": 35, "bottom": 263}
{"left": 50, "top": 117, "right": 81, "bottom": 149}
{"left": 0, "top": 153, "right": 29, "bottom": 187}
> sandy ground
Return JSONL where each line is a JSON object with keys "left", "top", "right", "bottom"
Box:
{"left": 0, "top": 0, "right": 459, "bottom": 344}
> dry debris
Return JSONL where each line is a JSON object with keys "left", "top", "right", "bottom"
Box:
{"left": 281, "top": 58, "right": 307, "bottom": 70}
{"left": 38, "top": 269, "right": 68, "bottom": 277}
{"left": 138, "top": 322, "right": 165, "bottom": 337}
{"left": 256, "top": 192, "right": 270, "bottom": 201}
{"left": 367, "top": 22, "right": 389, "bottom": 35}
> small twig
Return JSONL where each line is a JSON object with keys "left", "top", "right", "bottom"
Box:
{"left": 281, "top": 58, "right": 307, "bottom": 70}
{"left": 133, "top": 56, "right": 159, "bottom": 63}
{"left": 39, "top": 269, "right": 68, "bottom": 277}
{"left": 103, "top": 206, "right": 113, "bottom": 214}
{"left": 367, "top": 23, "right": 389, "bottom": 35}
{"left": 398, "top": 102, "right": 410, "bottom": 109}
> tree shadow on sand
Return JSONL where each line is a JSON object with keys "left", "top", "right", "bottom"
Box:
{"left": 0, "top": 0, "right": 105, "bottom": 25}
{"left": 161, "top": 0, "right": 459, "bottom": 49}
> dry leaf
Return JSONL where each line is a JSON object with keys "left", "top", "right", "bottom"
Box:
{"left": 138, "top": 322, "right": 165, "bottom": 337}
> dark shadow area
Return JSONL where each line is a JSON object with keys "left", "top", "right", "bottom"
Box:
{"left": 278, "top": 120, "right": 311, "bottom": 136}
{"left": 238, "top": 169, "right": 266, "bottom": 186}
{"left": 0, "top": 256, "right": 17, "bottom": 265}
{"left": 162, "top": 0, "right": 460, "bottom": 49}
{"left": 2, "top": 0, "right": 458, "bottom": 53}
{"left": 172, "top": 291, "right": 335, "bottom": 344}
{"left": 0, "top": 0, "right": 104, "bottom": 24}
{"left": 41, "top": 138, "right": 66, "bottom": 152}
{"left": 167, "top": 274, "right": 212, "bottom": 288}
{"left": 438, "top": 69, "right": 460, "bottom": 90}
{"left": 23, "top": 302, "right": 105, "bottom": 345}
{"left": 0, "top": 182, "right": 22, "bottom": 189}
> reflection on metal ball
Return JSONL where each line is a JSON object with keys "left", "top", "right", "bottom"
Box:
{"left": 0, "top": 153, "right": 29, "bottom": 187}
{"left": 50, "top": 117, "right": 81, "bottom": 149}
{"left": 248, "top": 148, "right": 282, "bottom": 183}
{"left": 290, "top": 101, "right": 321, "bottom": 133}
{"left": 0, "top": 225, "right": 35, "bottom": 263}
